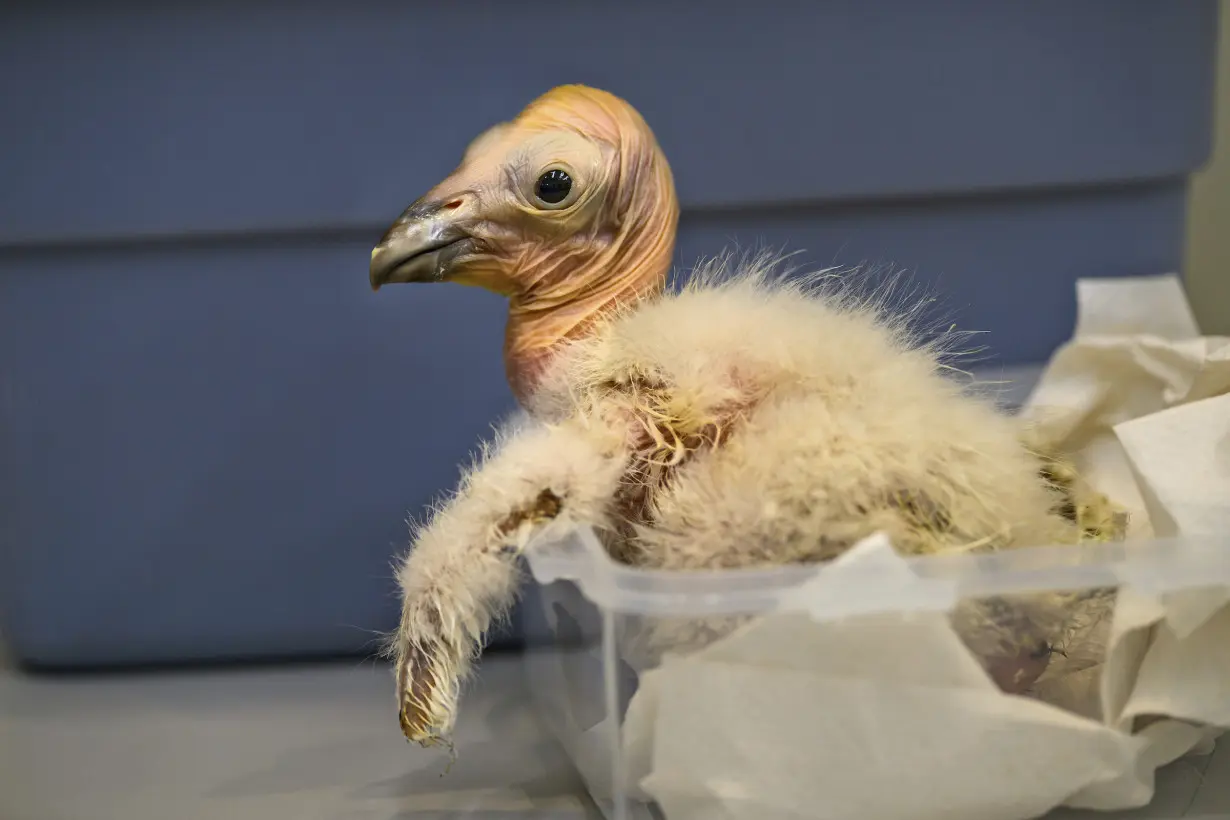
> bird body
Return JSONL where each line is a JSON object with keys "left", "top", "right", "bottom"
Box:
{"left": 528, "top": 257, "right": 1076, "bottom": 571}
{"left": 368, "top": 85, "right": 1119, "bottom": 746}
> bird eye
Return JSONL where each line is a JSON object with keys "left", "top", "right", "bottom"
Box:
{"left": 533, "top": 168, "right": 573, "bottom": 207}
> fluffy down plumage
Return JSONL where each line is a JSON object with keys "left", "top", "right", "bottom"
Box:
{"left": 385, "top": 253, "right": 1116, "bottom": 745}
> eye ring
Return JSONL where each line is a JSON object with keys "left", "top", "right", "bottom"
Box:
{"left": 533, "top": 168, "right": 574, "bottom": 209}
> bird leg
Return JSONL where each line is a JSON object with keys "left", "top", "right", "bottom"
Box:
{"left": 1026, "top": 437, "right": 1130, "bottom": 542}
{"left": 389, "top": 418, "right": 628, "bottom": 746}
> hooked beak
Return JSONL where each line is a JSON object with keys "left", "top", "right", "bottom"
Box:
{"left": 369, "top": 199, "right": 474, "bottom": 291}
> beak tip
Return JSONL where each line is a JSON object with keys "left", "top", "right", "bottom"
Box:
{"left": 369, "top": 246, "right": 389, "bottom": 292}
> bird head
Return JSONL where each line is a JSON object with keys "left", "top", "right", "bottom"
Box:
{"left": 369, "top": 85, "right": 679, "bottom": 402}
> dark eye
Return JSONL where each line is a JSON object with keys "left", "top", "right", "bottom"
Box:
{"left": 534, "top": 169, "right": 573, "bottom": 206}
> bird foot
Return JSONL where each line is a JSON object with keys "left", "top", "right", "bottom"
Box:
{"left": 395, "top": 602, "right": 464, "bottom": 746}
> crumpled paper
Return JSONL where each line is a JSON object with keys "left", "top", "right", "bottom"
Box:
{"left": 1022, "top": 274, "right": 1230, "bottom": 538}
{"left": 611, "top": 274, "right": 1230, "bottom": 820}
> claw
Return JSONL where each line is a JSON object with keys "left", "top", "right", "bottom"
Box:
{"left": 395, "top": 623, "right": 461, "bottom": 747}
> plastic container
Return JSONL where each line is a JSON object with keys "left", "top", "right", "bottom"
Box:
{"left": 521, "top": 527, "right": 1230, "bottom": 820}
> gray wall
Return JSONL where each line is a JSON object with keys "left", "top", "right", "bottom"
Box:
{"left": 1187, "top": 0, "right": 1230, "bottom": 334}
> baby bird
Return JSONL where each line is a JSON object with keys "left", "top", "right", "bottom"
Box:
{"left": 369, "top": 85, "right": 1110, "bottom": 746}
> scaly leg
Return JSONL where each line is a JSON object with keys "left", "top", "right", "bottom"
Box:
{"left": 389, "top": 415, "right": 627, "bottom": 746}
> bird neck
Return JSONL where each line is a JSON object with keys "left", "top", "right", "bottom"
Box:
{"left": 503, "top": 248, "right": 669, "bottom": 407}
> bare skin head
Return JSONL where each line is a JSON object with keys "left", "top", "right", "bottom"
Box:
{"left": 369, "top": 85, "right": 679, "bottom": 404}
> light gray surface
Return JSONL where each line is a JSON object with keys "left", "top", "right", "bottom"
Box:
{"left": 2, "top": 652, "right": 1226, "bottom": 820}
{"left": 0, "top": 654, "right": 602, "bottom": 820}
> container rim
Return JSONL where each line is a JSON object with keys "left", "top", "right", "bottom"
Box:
{"left": 524, "top": 527, "right": 1230, "bottom": 618}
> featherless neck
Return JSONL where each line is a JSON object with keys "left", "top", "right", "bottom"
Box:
{"left": 504, "top": 290, "right": 648, "bottom": 404}
{"left": 504, "top": 209, "right": 677, "bottom": 405}
{"left": 503, "top": 249, "right": 668, "bottom": 405}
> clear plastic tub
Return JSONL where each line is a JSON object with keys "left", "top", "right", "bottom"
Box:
{"left": 521, "top": 527, "right": 1230, "bottom": 820}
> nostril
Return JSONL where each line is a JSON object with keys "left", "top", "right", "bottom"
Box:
{"left": 443, "top": 199, "right": 463, "bottom": 210}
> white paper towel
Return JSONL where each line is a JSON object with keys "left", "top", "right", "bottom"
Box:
{"left": 1021, "top": 274, "right": 1230, "bottom": 537}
